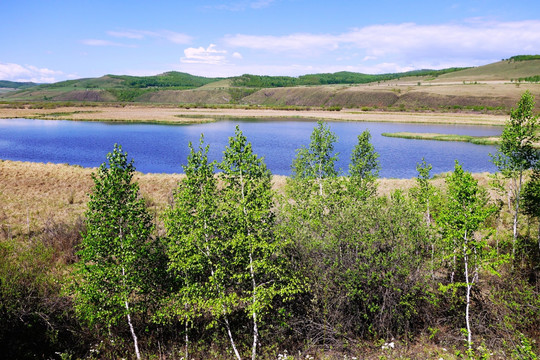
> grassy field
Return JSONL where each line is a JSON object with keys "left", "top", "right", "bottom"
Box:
{"left": 382, "top": 131, "right": 502, "bottom": 145}
{"left": 0, "top": 160, "right": 183, "bottom": 237}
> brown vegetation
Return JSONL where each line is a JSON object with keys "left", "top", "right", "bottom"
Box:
{"left": 0, "top": 160, "right": 183, "bottom": 238}
{"left": 0, "top": 104, "right": 510, "bottom": 125}
{"left": 137, "top": 89, "right": 232, "bottom": 104}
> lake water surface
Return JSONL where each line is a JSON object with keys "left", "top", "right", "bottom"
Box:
{"left": 0, "top": 118, "right": 502, "bottom": 178}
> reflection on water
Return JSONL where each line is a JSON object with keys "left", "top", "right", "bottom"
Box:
{"left": 0, "top": 118, "right": 502, "bottom": 178}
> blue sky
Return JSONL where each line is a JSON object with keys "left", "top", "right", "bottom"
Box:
{"left": 1, "top": 0, "right": 540, "bottom": 82}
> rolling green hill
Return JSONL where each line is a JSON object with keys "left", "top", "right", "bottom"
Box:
{"left": 1, "top": 56, "right": 539, "bottom": 110}
{"left": 434, "top": 58, "right": 540, "bottom": 82}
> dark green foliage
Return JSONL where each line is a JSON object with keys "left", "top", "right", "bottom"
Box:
{"left": 0, "top": 80, "right": 39, "bottom": 89}
{"left": 107, "top": 88, "right": 155, "bottom": 102}
{"left": 282, "top": 126, "right": 430, "bottom": 344}
{"left": 509, "top": 55, "right": 540, "bottom": 62}
{"left": 107, "top": 88, "right": 156, "bottom": 102}
{"left": 520, "top": 171, "right": 540, "bottom": 278}
{"left": 227, "top": 87, "right": 259, "bottom": 103}
{"left": 280, "top": 185, "right": 432, "bottom": 344}
{"left": 33, "top": 77, "right": 112, "bottom": 90}
{"left": 109, "top": 71, "right": 221, "bottom": 89}
{"left": 230, "top": 68, "right": 469, "bottom": 88}
{"left": 341, "top": 192, "right": 432, "bottom": 337}
{"left": 231, "top": 74, "right": 300, "bottom": 88}
{"left": 27, "top": 72, "right": 220, "bottom": 93}
{"left": 0, "top": 239, "right": 85, "bottom": 360}
{"left": 517, "top": 75, "right": 540, "bottom": 83}
{"left": 522, "top": 171, "right": 540, "bottom": 220}
{"left": 404, "top": 67, "right": 471, "bottom": 77}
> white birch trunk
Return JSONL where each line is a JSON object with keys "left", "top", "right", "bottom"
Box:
{"left": 511, "top": 171, "right": 523, "bottom": 259}
{"left": 463, "top": 232, "right": 473, "bottom": 352}
{"left": 122, "top": 266, "right": 141, "bottom": 360}
{"left": 538, "top": 221, "right": 540, "bottom": 253}
{"left": 513, "top": 173, "right": 522, "bottom": 258}
{"left": 240, "top": 171, "right": 259, "bottom": 360}
{"left": 125, "top": 299, "right": 141, "bottom": 360}
{"left": 185, "top": 309, "right": 189, "bottom": 360}
{"left": 224, "top": 315, "right": 242, "bottom": 360}
{"left": 250, "top": 252, "right": 259, "bottom": 360}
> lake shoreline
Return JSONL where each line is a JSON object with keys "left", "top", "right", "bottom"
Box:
{"left": 0, "top": 104, "right": 508, "bottom": 126}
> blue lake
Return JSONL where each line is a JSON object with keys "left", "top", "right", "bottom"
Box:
{"left": 0, "top": 118, "right": 502, "bottom": 178}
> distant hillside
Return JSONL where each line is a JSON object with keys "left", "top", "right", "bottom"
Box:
{"left": 1, "top": 57, "right": 539, "bottom": 111}
{"left": 0, "top": 80, "right": 39, "bottom": 90}
{"left": 0, "top": 72, "right": 222, "bottom": 102}
{"left": 27, "top": 72, "right": 221, "bottom": 91}
{"left": 433, "top": 58, "right": 540, "bottom": 82}
{"left": 0, "top": 68, "right": 469, "bottom": 102}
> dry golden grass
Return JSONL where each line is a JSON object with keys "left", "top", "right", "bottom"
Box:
{"left": 0, "top": 160, "right": 500, "bottom": 239}
{"left": 0, "top": 160, "right": 184, "bottom": 237}
{"left": 0, "top": 104, "right": 509, "bottom": 125}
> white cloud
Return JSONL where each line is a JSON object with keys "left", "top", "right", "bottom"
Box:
{"left": 81, "top": 39, "right": 136, "bottom": 47}
{"left": 107, "top": 30, "right": 144, "bottom": 39}
{"left": 160, "top": 31, "right": 193, "bottom": 45}
{"left": 224, "top": 33, "right": 339, "bottom": 52}
{"left": 181, "top": 44, "right": 228, "bottom": 65}
{"left": 223, "top": 20, "right": 540, "bottom": 63}
{"left": 0, "top": 62, "right": 65, "bottom": 83}
{"left": 107, "top": 29, "right": 193, "bottom": 44}
{"left": 209, "top": 0, "right": 275, "bottom": 11}
{"left": 232, "top": 52, "right": 243, "bottom": 59}
{"left": 250, "top": 0, "right": 275, "bottom": 9}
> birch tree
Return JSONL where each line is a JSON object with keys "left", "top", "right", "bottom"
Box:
{"left": 162, "top": 135, "right": 219, "bottom": 360}
{"left": 491, "top": 90, "right": 539, "bottom": 258}
{"left": 291, "top": 121, "right": 339, "bottom": 196}
{"left": 165, "top": 130, "right": 301, "bottom": 360}
{"left": 437, "top": 162, "right": 496, "bottom": 354}
{"left": 410, "top": 158, "right": 438, "bottom": 276}
{"left": 348, "top": 129, "right": 380, "bottom": 199}
{"left": 73, "top": 144, "right": 159, "bottom": 360}
{"left": 219, "top": 126, "right": 301, "bottom": 360}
